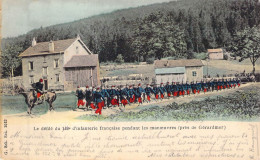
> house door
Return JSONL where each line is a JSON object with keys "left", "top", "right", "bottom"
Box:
{"left": 44, "top": 80, "right": 48, "bottom": 90}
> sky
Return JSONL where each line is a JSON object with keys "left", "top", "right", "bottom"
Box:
{"left": 2, "top": 0, "right": 174, "bottom": 38}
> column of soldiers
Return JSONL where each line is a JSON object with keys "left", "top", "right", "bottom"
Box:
{"left": 76, "top": 78, "right": 241, "bottom": 115}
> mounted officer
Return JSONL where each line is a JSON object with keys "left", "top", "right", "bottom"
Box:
{"left": 34, "top": 78, "right": 44, "bottom": 104}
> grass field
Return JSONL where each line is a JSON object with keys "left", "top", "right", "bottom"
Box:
{"left": 1, "top": 92, "right": 76, "bottom": 115}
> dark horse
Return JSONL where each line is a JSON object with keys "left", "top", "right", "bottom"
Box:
{"left": 20, "top": 89, "right": 56, "bottom": 115}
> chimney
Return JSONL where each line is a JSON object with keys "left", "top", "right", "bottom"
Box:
{"left": 49, "top": 40, "right": 54, "bottom": 52}
{"left": 77, "top": 34, "right": 80, "bottom": 39}
{"left": 32, "top": 37, "right": 37, "bottom": 47}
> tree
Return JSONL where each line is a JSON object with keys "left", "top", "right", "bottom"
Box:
{"left": 230, "top": 26, "right": 260, "bottom": 74}
{"left": 1, "top": 44, "right": 23, "bottom": 77}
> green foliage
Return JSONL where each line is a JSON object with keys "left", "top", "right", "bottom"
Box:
{"left": 230, "top": 26, "right": 260, "bottom": 74}
{"left": 2, "top": 0, "right": 260, "bottom": 77}
{"left": 1, "top": 44, "right": 23, "bottom": 77}
{"left": 115, "top": 54, "right": 124, "bottom": 64}
{"left": 146, "top": 57, "right": 155, "bottom": 64}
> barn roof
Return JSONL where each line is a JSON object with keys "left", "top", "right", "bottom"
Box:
{"left": 19, "top": 38, "right": 78, "bottom": 57}
{"left": 64, "top": 54, "right": 99, "bottom": 68}
{"left": 154, "top": 59, "right": 204, "bottom": 68}
{"left": 207, "top": 48, "right": 223, "bottom": 53}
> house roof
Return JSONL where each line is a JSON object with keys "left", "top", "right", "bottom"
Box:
{"left": 207, "top": 48, "right": 223, "bottom": 53}
{"left": 64, "top": 54, "right": 99, "bottom": 68}
{"left": 155, "top": 67, "right": 185, "bottom": 74}
{"left": 154, "top": 59, "right": 204, "bottom": 68}
{"left": 19, "top": 38, "right": 78, "bottom": 57}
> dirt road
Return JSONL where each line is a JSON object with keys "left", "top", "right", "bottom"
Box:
{"left": 2, "top": 82, "right": 259, "bottom": 124}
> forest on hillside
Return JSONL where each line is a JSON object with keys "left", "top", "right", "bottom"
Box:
{"left": 1, "top": 0, "right": 260, "bottom": 77}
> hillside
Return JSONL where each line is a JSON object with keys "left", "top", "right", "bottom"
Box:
{"left": 1, "top": 0, "right": 260, "bottom": 77}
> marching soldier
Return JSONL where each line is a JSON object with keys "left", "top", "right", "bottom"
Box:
{"left": 196, "top": 81, "right": 202, "bottom": 94}
{"left": 135, "top": 83, "right": 145, "bottom": 104}
{"left": 144, "top": 84, "right": 153, "bottom": 102}
{"left": 236, "top": 78, "right": 241, "bottom": 87}
{"left": 159, "top": 83, "right": 166, "bottom": 100}
{"left": 110, "top": 85, "right": 119, "bottom": 107}
{"left": 85, "top": 86, "right": 94, "bottom": 110}
{"left": 191, "top": 81, "right": 197, "bottom": 94}
{"left": 119, "top": 85, "right": 129, "bottom": 107}
{"left": 94, "top": 87, "right": 105, "bottom": 115}
{"left": 172, "top": 82, "right": 178, "bottom": 97}
{"left": 202, "top": 80, "right": 208, "bottom": 94}
{"left": 183, "top": 82, "right": 188, "bottom": 96}
{"left": 76, "top": 86, "right": 85, "bottom": 108}
{"left": 101, "top": 85, "right": 110, "bottom": 108}
{"left": 153, "top": 84, "right": 160, "bottom": 100}
{"left": 165, "top": 82, "right": 172, "bottom": 98}
{"left": 128, "top": 85, "right": 136, "bottom": 103}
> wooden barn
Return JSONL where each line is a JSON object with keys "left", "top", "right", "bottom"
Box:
{"left": 154, "top": 59, "right": 204, "bottom": 84}
{"left": 207, "top": 48, "right": 224, "bottom": 60}
{"left": 19, "top": 35, "right": 100, "bottom": 91}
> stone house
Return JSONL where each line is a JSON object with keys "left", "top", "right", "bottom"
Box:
{"left": 154, "top": 59, "right": 204, "bottom": 84}
{"left": 19, "top": 36, "right": 100, "bottom": 91}
{"left": 207, "top": 48, "right": 224, "bottom": 60}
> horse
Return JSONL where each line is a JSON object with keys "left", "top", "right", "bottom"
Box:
{"left": 19, "top": 90, "right": 56, "bottom": 115}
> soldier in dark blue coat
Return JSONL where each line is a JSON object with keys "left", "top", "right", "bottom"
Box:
{"left": 144, "top": 84, "right": 153, "bottom": 102}
{"left": 196, "top": 81, "right": 202, "bottom": 94}
{"left": 119, "top": 85, "right": 129, "bottom": 107}
{"left": 101, "top": 85, "right": 110, "bottom": 108}
{"left": 135, "top": 83, "right": 145, "bottom": 104}
{"left": 110, "top": 85, "right": 119, "bottom": 106}
{"left": 186, "top": 82, "right": 192, "bottom": 95}
{"left": 165, "top": 82, "right": 172, "bottom": 98}
{"left": 191, "top": 81, "right": 197, "bottom": 94}
{"left": 159, "top": 83, "right": 167, "bottom": 100}
{"left": 76, "top": 86, "right": 85, "bottom": 108}
{"left": 153, "top": 84, "right": 160, "bottom": 100}
{"left": 202, "top": 80, "right": 208, "bottom": 94}
{"left": 172, "top": 82, "right": 178, "bottom": 97}
{"left": 94, "top": 87, "right": 105, "bottom": 115}
{"left": 182, "top": 82, "right": 188, "bottom": 96}
{"left": 85, "top": 86, "right": 93, "bottom": 110}
{"left": 128, "top": 85, "right": 136, "bottom": 103}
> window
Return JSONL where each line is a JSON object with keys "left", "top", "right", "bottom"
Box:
{"left": 43, "top": 56, "right": 46, "bottom": 63}
{"left": 43, "top": 67, "right": 48, "bottom": 75}
{"left": 29, "top": 61, "right": 33, "bottom": 70}
{"left": 29, "top": 76, "right": 34, "bottom": 84}
{"left": 192, "top": 71, "right": 197, "bottom": 77}
{"left": 55, "top": 74, "right": 60, "bottom": 82}
{"left": 54, "top": 59, "right": 59, "bottom": 68}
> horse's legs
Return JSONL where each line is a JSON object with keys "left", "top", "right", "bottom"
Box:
{"left": 27, "top": 105, "right": 31, "bottom": 114}
{"left": 27, "top": 104, "right": 34, "bottom": 115}
{"left": 49, "top": 102, "right": 54, "bottom": 111}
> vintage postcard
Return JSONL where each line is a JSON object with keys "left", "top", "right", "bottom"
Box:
{"left": 1, "top": 0, "right": 260, "bottom": 159}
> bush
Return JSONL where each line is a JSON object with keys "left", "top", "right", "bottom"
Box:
{"left": 146, "top": 57, "right": 155, "bottom": 64}
{"left": 115, "top": 54, "right": 124, "bottom": 64}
